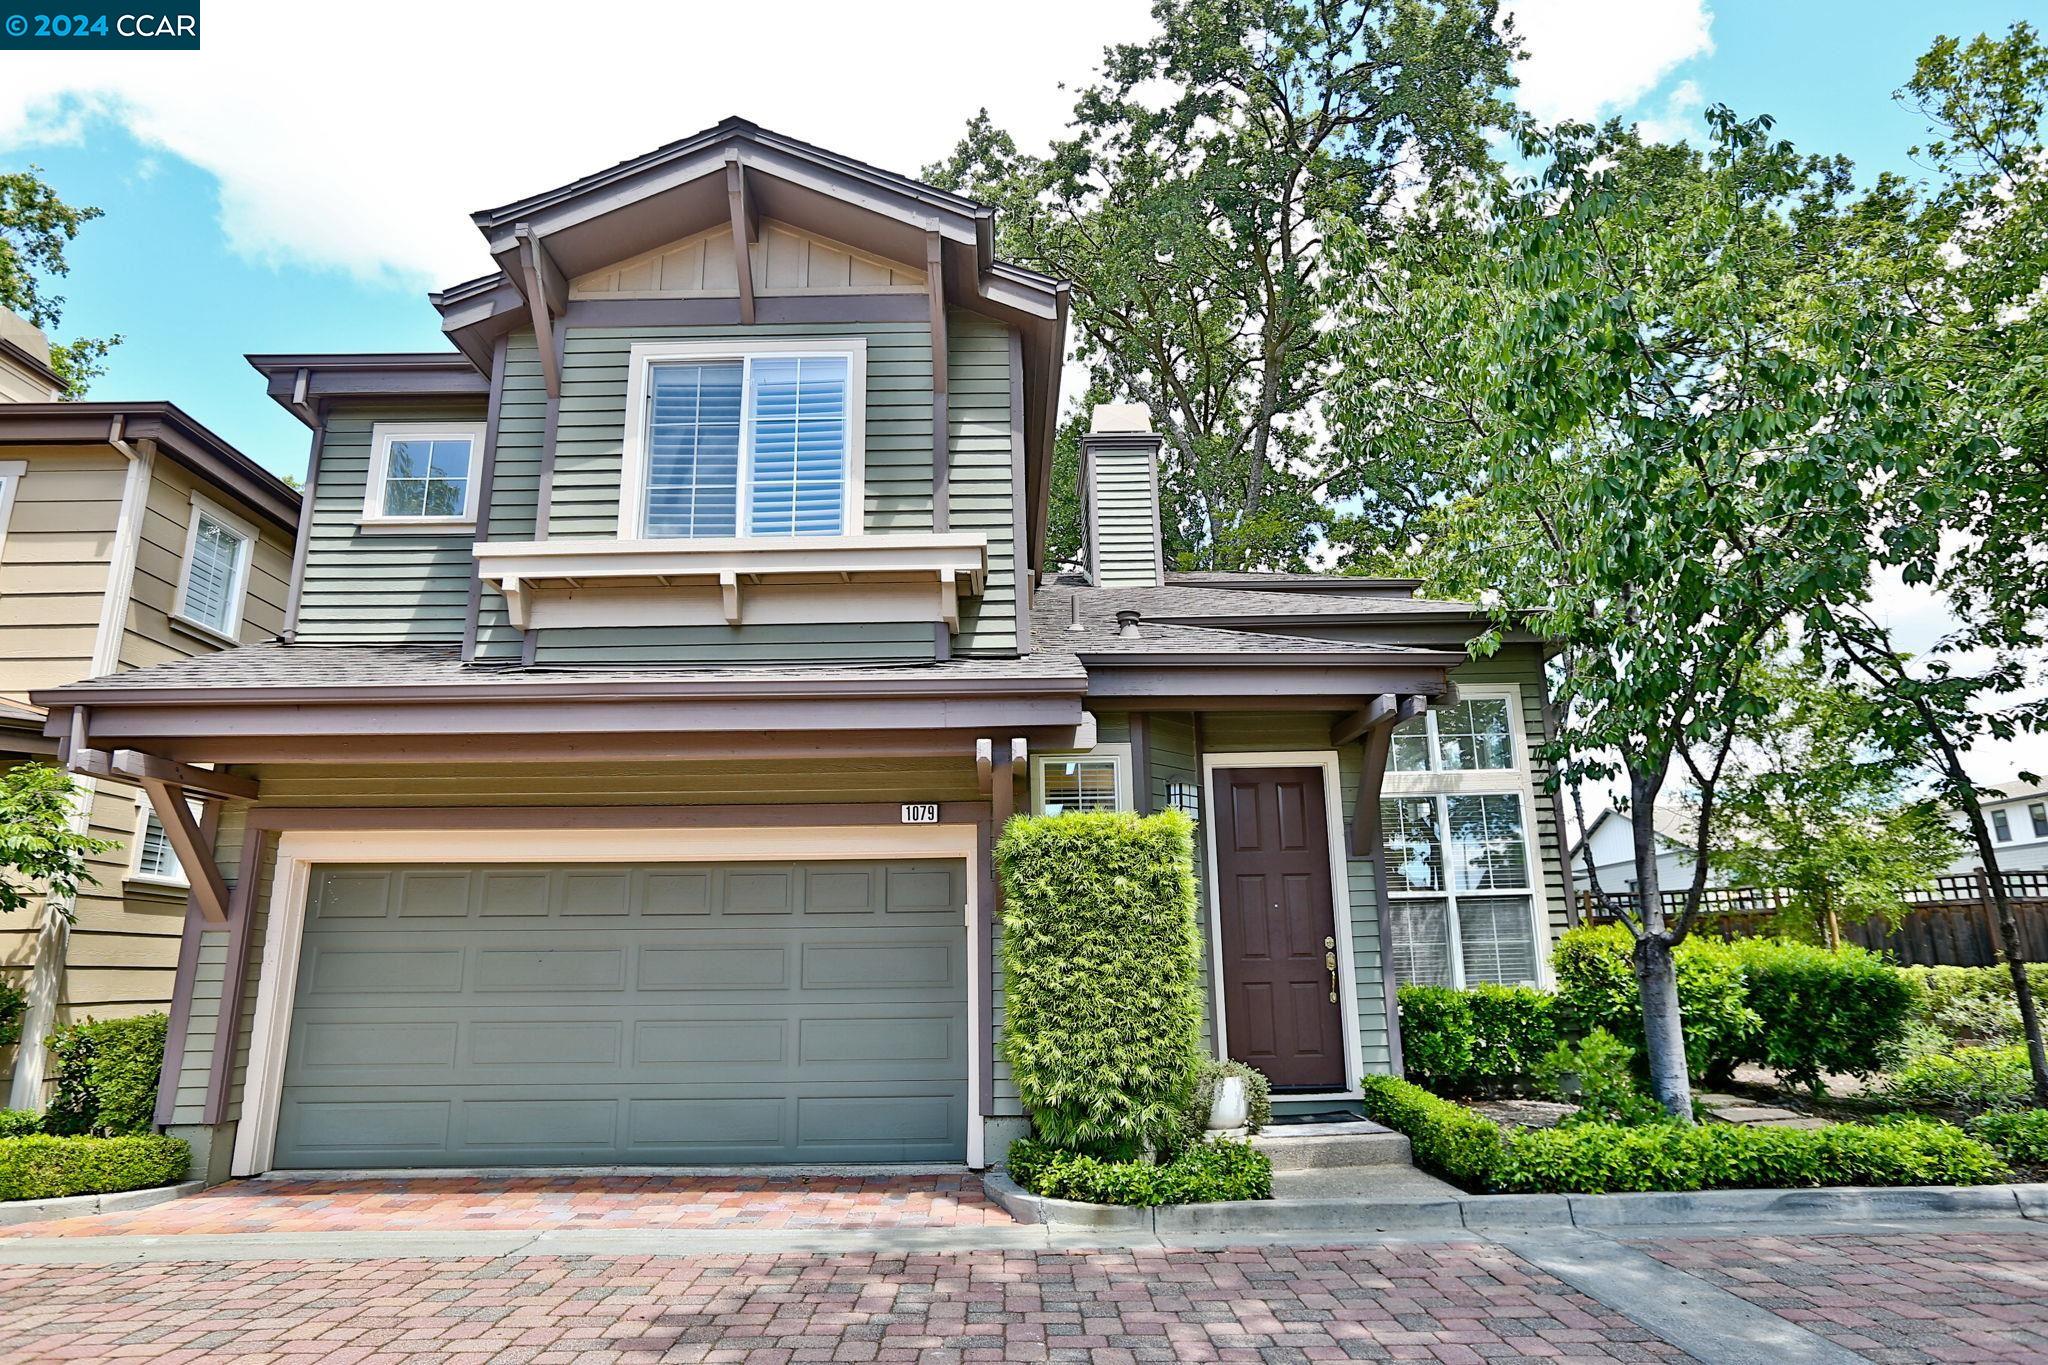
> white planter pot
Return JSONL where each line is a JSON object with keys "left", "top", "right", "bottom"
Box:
{"left": 1206, "top": 1074, "right": 1250, "bottom": 1131}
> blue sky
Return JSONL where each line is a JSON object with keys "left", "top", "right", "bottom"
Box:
{"left": 4, "top": 0, "right": 2032, "bottom": 481}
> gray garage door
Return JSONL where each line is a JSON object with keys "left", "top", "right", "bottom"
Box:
{"left": 270, "top": 860, "right": 969, "bottom": 1168}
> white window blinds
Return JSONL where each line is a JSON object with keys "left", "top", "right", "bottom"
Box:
{"left": 136, "top": 813, "right": 182, "bottom": 881}
{"left": 181, "top": 513, "right": 248, "bottom": 632}
{"left": 642, "top": 355, "right": 851, "bottom": 538}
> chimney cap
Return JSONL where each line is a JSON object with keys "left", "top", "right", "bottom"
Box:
{"left": 1089, "top": 403, "right": 1153, "bottom": 435}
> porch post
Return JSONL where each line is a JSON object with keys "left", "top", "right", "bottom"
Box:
{"left": 153, "top": 800, "right": 222, "bottom": 1128}
{"left": 202, "top": 828, "right": 270, "bottom": 1127}
{"left": 982, "top": 745, "right": 1016, "bottom": 1119}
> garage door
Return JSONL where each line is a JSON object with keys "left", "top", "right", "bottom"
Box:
{"left": 270, "top": 860, "right": 969, "bottom": 1168}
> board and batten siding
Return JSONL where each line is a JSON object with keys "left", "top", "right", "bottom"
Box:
{"left": 162, "top": 758, "right": 988, "bottom": 1128}
{"left": 293, "top": 402, "right": 489, "bottom": 646}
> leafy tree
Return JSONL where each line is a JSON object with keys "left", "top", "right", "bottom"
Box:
{"left": 0, "top": 764, "right": 113, "bottom": 923}
{"left": 1329, "top": 111, "right": 1937, "bottom": 1119}
{"left": 0, "top": 166, "right": 120, "bottom": 396}
{"left": 1708, "top": 662, "right": 1962, "bottom": 946}
{"left": 926, "top": 0, "right": 1518, "bottom": 570}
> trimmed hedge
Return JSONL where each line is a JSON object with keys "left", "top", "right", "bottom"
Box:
{"left": 997, "top": 812, "right": 1203, "bottom": 1153}
{"left": 1900, "top": 965, "right": 2048, "bottom": 1050}
{"left": 1359, "top": 1074, "right": 2008, "bottom": 1194}
{"left": 0, "top": 1134, "right": 189, "bottom": 1201}
{"left": 1729, "top": 938, "right": 1919, "bottom": 1087}
{"left": 1881, "top": 1044, "right": 2034, "bottom": 1114}
{"left": 0, "top": 1110, "right": 38, "bottom": 1139}
{"left": 1552, "top": 927, "right": 1758, "bottom": 1082}
{"left": 1971, "top": 1110, "right": 2048, "bottom": 1166}
{"left": 43, "top": 1013, "right": 167, "bottom": 1138}
{"left": 1398, "top": 984, "right": 1557, "bottom": 1095}
{"left": 1007, "top": 1136, "right": 1272, "bottom": 1206}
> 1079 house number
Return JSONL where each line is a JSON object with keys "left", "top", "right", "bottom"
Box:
{"left": 900, "top": 803, "right": 940, "bottom": 824}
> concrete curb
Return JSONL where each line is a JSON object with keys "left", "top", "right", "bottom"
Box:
{"left": 0, "top": 1180, "right": 203, "bottom": 1227}
{"left": 985, "top": 1172, "right": 2048, "bottom": 1235}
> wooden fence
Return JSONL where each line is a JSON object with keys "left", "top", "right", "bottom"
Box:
{"left": 1577, "top": 871, "right": 2048, "bottom": 968}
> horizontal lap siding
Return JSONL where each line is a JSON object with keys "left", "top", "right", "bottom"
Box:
{"left": 0, "top": 448, "right": 117, "bottom": 696}
{"left": 165, "top": 759, "right": 987, "bottom": 1127}
{"left": 475, "top": 334, "right": 545, "bottom": 660}
{"left": 122, "top": 457, "right": 294, "bottom": 668}
{"left": 946, "top": 313, "right": 1016, "bottom": 655}
{"left": 532, "top": 622, "right": 937, "bottom": 666}
{"left": 297, "top": 403, "right": 487, "bottom": 646}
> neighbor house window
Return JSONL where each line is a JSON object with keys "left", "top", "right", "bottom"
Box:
{"left": 133, "top": 812, "right": 182, "bottom": 883}
{"left": 2032, "top": 803, "right": 2047, "bottom": 839}
{"left": 622, "top": 339, "right": 865, "bottom": 540}
{"left": 1379, "top": 685, "right": 1546, "bottom": 989}
{"left": 1994, "top": 809, "right": 2013, "bottom": 842}
{"left": 1032, "top": 744, "right": 1134, "bottom": 816}
{"left": 172, "top": 494, "right": 257, "bottom": 638}
{"left": 363, "top": 423, "right": 484, "bottom": 526}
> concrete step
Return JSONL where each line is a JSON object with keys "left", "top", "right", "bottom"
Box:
{"left": 1251, "top": 1120, "right": 1412, "bottom": 1171}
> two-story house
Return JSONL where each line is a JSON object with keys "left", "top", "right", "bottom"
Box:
{"left": 31, "top": 120, "right": 1570, "bottom": 1181}
{"left": 1946, "top": 777, "right": 2048, "bottom": 876}
{"left": 0, "top": 307, "right": 300, "bottom": 1107}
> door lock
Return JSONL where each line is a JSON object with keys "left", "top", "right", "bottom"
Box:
{"left": 1324, "top": 948, "right": 1339, "bottom": 1002}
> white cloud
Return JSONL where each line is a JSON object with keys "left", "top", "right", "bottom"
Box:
{"left": 0, "top": 0, "right": 1155, "bottom": 285}
{"left": 1633, "top": 78, "right": 1708, "bottom": 146}
{"left": 1506, "top": 0, "right": 1714, "bottom": 126}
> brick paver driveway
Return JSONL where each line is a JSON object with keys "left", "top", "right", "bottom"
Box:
{"left": 3, "top": 1174, "right": 1010, "bottom": 1238}
{"left": 1645, "top": 1228, "right": 2048, "bottom": 1363}
{"left": 0, "top": 1242, "right": 1685, "bottom": 1364}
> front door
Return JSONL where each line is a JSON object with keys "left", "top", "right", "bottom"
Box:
{"left": 1212, "top": 766, "right": 1347, "bottom": 1091}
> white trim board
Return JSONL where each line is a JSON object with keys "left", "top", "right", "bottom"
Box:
{"left": 230, "top": 822, "right": 985, "bottom": 1178}
{"left": 1198, "top": 751, "right": 1366, "bottom": 1098}
{"left": 361, "top": 421, "right": 487, "bottom": 531}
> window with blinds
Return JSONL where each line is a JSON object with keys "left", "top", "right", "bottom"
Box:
{"left": 643, "top": 354, "right": 850, "bottom": 538}
{"left": 1039, "top": 758, "right": 1122, "bottom": 816}
{"left": 178, "top": 513, "right": 249, "bottom": 633}
{"left": 1381, "top": 791, "right": 1539, "bottom": 988}
{"left": 135, "top": 813, "right": 183, "bottom": 881}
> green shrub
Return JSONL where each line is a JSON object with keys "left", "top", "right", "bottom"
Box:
{"left": 1970, "top": 1110, "right": 2048, "bottom": 1166}
{"left": 0, "top": 980, "right": 23, "bottom": 1050}
{"left": 1362, "top": 1073, "right": 2007, "bottom": 1193}
{"left": 0, "top": 1134, "right": 188, "bottom": 1201}
{"left": 1398, "top": 984, "right": 1557, "bottom": 1095}
{"left": 0, "top": 1110, "right": 39, "bottom": 1139}
{"left": 1006, "top": 1136, "right": 1271, "bottom": 1206}
{"left": 42, "top": 1013, "right": 167, "bottom": 1137}
{"left": 997, "top": 812, "right": 1203, "bottom": 1153}
{"left": 1728, "top": 939, "right": 1920, "bottom": 1089}
{"left": 1899, "top": 965, "right": 2048, "bottom": 1050}
{"left": 1881, "top": 1045, "right": 2034, "bottom": 1114}
{"left": 1185, "top": 1058, "right": 1272, "bottom": 1141}
{"left": 1357, "top": 1075, "right": 1507, "bottom": 1190}
{"left": 1552, "top": 926, "right": 1760, "bottom": 1082}
{"left": 1533, "top": 1029, "right": 1670, "bottom": 1127}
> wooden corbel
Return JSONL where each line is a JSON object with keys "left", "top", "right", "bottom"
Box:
{"left": 726, "top": 155, "right": 757, "bottom": 324}
{"left": 513, "top": 224, "right": 564, "bottom": 399}
{"left": 500, "top": 575, "right": 528, "bottom": 631}
{"left": 976, "top": 738, "right": 994, "bottom": 795}
{"left": 719, "top": 571, "right": 741, "bottom": 625}
{"left": 938, "top": 568, "right": 960, "bottom": 633}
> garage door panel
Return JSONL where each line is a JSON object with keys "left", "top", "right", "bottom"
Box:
{"left": 274, "top": 859, "right": 969, "bottom": 1168}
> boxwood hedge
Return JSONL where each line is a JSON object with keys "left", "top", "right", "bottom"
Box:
{"left": 996, "top": 811, "right": 1203, "bottom": 1153}
{"left": 0, "top": 1134, "right": 189, "bottom": 1201}
{"left": 1007, "top": 1136, "right": 1271, "bottom": 1206}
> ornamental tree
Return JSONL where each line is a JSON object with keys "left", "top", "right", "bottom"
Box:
{"left": 0, "top": 763, "right": 112, "bottom": 922}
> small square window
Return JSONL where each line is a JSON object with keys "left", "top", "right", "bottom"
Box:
{"left": 365, "top": 424, "right": 484, "bottom": 525}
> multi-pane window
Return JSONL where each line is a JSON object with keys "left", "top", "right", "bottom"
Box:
{"left": 2032, "top": 803, "right": 2047, "bottom": 839}
{"left": 134, "top": 812, "right": 182, "bottom": 882}
{"left": 1038, "top": 758, "right": 1123, "bottom": 816}
{"left": 641, "top": 353, "right": 851, "bottom": 538}
{"left": 1390, "top": 697, "right": 1516, "bottom": 773}
{"left": 177, "top": 511, "right": 250, "bottom": 634}
{"left": 1382, "top": 791, "right": 1538, "bottom": 987}
{"left": 381, "top": 437, "right": 473, "bottom": 518}
{"left": 1995, "top": 809, "right": 2013, "bottom": 842}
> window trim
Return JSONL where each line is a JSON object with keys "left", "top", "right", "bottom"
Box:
{"left": 360, "top": 422, "right": 486, "bottom": 531}
{"left": 1381, "top": 789, "right": 1546, "bottom": 989}
{"left": 618, "top": 337, "right": 868, "bottom": 542}
{"left": 1030, "top": 743, "right": 1135, "bottom": 816}
{"left": 2030, "top": 803, "right": 2048, "bottom": 840}
{"left": 171, "top": 491, "right": 258, "bottom": 643}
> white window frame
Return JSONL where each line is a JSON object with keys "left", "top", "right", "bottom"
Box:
{"left": 1994, "top": 808, "right": 2013, "bottom": 842}
{"left": 618, "top": 337, "right": 867, "bottom": 542}
{"left": 360, "top": 422, "right": 486, "bottom": 531}
{"left": 171, "top": 491, "right": 259, "bottom": 643}
{"left": 127, "top": 791, "right": 197, "bottom": 888}
{"left": 1029, "top": 743, "right": 1135, "bottom": 816}
{"left": 2031, "top": 803, "right": 2048, "bottom": 841}
{"left": 1379, "top": 683, "right": 1552, "bottom": 989}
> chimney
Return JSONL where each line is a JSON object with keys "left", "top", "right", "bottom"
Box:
{"left": 1081, "top": 404, "right": 1166, "bottom": 587}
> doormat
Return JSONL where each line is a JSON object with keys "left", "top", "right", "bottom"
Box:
{"left": 1265, "top": 1109, "right": 1364, "bottom": 1127}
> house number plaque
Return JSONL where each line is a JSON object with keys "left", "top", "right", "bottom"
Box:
{"left": 900, "top": 803, "right": 940, "bottom": 824}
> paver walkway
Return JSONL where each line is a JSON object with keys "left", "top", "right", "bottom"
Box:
{"left": 0, "top": 1242, "right": 1690, "bottom": 1363}
{"left": 3, "top": 1173, "right": 1012, "bottom": 1238}
{"left": 1645, "top": 1228, "right": 2048, "bottom": 1363}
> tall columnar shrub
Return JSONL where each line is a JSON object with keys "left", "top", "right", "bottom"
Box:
{"left": 996, "top": 811, "right": 1202, "bottom": 1153}
{"left": 1552, "top": 927, "right": 1759, "bottom": 1082}
{"left": 1398, "top": 984, "right": 1557, "bottom": 1095}
{"left": 42, "top": 1014, "right": 167, "bottom": 1138}
{"left": 1731, "top": 939, "right": 1920, "bottom": 1088}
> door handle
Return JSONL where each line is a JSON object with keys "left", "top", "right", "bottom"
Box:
{"left": 1324, "top": 949, "right": 1339, "bottom": 1002}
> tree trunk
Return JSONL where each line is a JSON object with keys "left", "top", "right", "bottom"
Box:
{"left": 1628, "top": 766, "right": 1695, "bottom": 1122}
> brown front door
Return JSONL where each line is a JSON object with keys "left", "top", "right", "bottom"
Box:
{"left": 1212, "top": 766, "right": 1347, "bottom": 1091}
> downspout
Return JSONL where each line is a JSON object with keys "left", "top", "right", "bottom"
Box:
{"left": 9, "top": 423, "right": 153, "bottom": 1109}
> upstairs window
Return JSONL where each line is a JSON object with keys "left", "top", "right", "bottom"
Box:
{"left": 363, "top": 423, "right": 483, "bottom": 528}
{"left": 2032, "top": 803, "right": 2047, "bottom": 839}
{"left": 1390, "top": 696, "right": 1517, "bottom": 773}
{"left": 1995, "top": 809, "right": 2013, "bottom": 842}
{"left": 173, "top": 494, "right": 256, "bottom": 639}
{"left": 623, "top": 339, "right": 864, "bottom": 541}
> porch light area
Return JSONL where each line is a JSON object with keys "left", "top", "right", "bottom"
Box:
{"left": 473, "top": 532, "right": 989, "bottom": 633}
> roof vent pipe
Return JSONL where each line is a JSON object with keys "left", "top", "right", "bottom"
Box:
{"left": 1116, "top": 609, "right": 1143, "bottom": 639}
{"left": 1067, "top": 593, "right": 1086, "bottom": 632}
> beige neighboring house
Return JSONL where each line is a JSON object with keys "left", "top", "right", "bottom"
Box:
{"left": 0, "top": 306, "right": 300, "bottom": 1107}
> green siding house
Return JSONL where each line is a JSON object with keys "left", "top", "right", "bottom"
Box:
{"left": 32, "top": 119, "right": 1572, "bottom": 1181}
